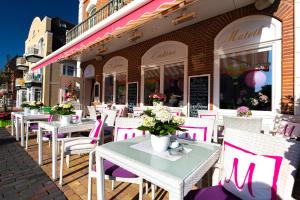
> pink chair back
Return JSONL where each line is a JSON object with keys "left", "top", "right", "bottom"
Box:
{"left": 89, "top": 114, "right": 107, "bottom": 144}
{"left": 115, "top": 128, "right": 145, "bottom": 142}
{"left": 277, "top": 120, "right": 300, "bottom": 138}
{"left": 177, "top": 117, "right": 215, "bottom": 142}
{"left": 117, "top": 106, "right": 125, "bottom": 117}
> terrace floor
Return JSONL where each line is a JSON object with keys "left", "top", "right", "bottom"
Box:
{"left": 1, "top": 127, "right": 300, "bottom": 200}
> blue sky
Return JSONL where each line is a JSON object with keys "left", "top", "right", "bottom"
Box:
{"left": 0, "top": 0, "right": 78, "bottom": 70}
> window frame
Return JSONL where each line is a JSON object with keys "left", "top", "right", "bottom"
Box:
{"left": 141, "top": 60, "right": 188, "bottom": 108}
{"left": 102, "top": 72, "right": 128, "bottom": 105}
{"left": 63, "top": 64, "right": 77, "bottom": 77}
{"left": 213, "top": 40, "right": 282, "bottom": 116}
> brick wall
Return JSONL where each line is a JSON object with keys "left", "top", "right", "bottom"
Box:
{"left": 81, "top": 0, "right": 294, "bottom": 113}
{"left": 82, "top": 0, "right": 109, "bottom": 21}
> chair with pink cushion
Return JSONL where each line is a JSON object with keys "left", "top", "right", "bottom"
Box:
{"left": 198, "top": 110, "right": 219, "bottom": 142}
{"left": 59, "top": 114, "right": 108, "bottom": 186}
{"left": 177, "top": 117, "right": 215, "bottom": 143}
{"left": 272, "top": 119, "right": 300, "bottom": 139}
{"left": 88, "top": 117, "right": 145, "bottom": 200}
{"left": 185, "top": 128, "right": 300, "bottom": 200}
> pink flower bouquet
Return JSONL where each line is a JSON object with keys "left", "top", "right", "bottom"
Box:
{"left": 237, "top": 106, "right": 252, "bottom": 117}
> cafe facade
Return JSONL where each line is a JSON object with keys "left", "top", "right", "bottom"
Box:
{"left": 32, "top": 0, "right": 299, "bottom": 127}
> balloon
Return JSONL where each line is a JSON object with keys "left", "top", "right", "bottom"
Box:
{"left": 245, "top": 71, "right": 267, "bottom": 88}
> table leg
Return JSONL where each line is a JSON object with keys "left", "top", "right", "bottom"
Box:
{"left": 52, "top": 130, "right": 58, "bottom": 180}
{"left": 15, "top": 117, "right": 19, "bottom": 141}
{"left": 96, "top": 151, "right": 105, "bottom": 200}
{"left": 11, "top": 114, "right": 14, "bottom": 136}
{"left": 38, "top": 126, "right": 43, "bottom": 165}
{"left": 20, "top": 117, "right": 24, "bottom": 147}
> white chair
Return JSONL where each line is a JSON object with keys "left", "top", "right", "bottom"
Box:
{"left": 198, "top": 110, "right": 219, "bottom": 142}
{"left": 185, "top": 128, "right": 300, "bottom": 200}
{"left": 87, "top": 106, "right": 98, "bottom": 120}
{"left": 59, "top": 114, "right": 108, "bottom": 186}
{"left": 102, "top": 109, "right": 118, "bottom": 143}
{"left": 132, "top": 107, "right": 144, "bottom": 118}
{"left": 223, "top": 116, "right": 263, "bottom": 134}
{"left": 88, "top": 117, "right": 145, "bottom": 200}
{"left": 272, "top": 119, "right": 300, "bottom": 138}
{"left": 177, "top": 117, "right": 215, "bottom": 143}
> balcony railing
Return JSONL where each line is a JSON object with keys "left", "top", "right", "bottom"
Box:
{"left": 24, "top": 73, "right": 42, "bottom": 83}
{"left": 15, "top": 78, "right": 25, "bottom": 87}
{"left": 66, "top": 0, "right": 133, "bottom": 43}
{"left": 24, "top": 47, "right": 43, "bottom": 63}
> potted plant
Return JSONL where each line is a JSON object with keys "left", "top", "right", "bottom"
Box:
{"left": 50, "top": 103, "right": 75, "bottom": 125}
{"left": 237, "top": 106, "right": 252, "bottom": 117}
{"left": 21, "top": 102, "right": 30, "bottom": 114}
{"left": 149, "top": 93, "right": 166, "bottom": 106}
{"left": 138, "top": 104, "right": 185, "bottom": 152}
{"left": 29, "top": 101, "right": 44, "bottom": 114}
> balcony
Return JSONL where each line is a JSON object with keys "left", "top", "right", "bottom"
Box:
{"left": 15, "top": 78, "right": 25, "bottom": 89}
{"left": 24, "top": 72, "right": 42, "bottom": 88}
{"left": 24, "top": 47, "right": 43, "bottom": 63}
{"left": 66, "top": 0, "right": 133, "bottom": 43}
{"left": 16, "top": 57, "right": 29, "bottom": 71}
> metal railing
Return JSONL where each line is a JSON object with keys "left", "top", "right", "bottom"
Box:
{"left": 24, "top": 72, "right": 42, "bottom": 83}
{"left": 66, "top": 0, "right": 134, "bottom": 43}
{"left": 25, "top": 47, "right": 41, "bottom": 57}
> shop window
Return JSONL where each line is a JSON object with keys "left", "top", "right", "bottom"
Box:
{"left": 34, "top": 88, "right": 42, "bottom": 102}
{"left": 104, "top": 75, "right": 114, "bottom": 104}
{"left": 219, "top": 47, "right": 272, "bottom": 111}
{"left": 144, "top": 67, "right": 160, "bottom": 105}
{"left": 164, "top": 63, "right": 184, "bottom": 107}
{"left": 116, "top": 73, "right": 126, "bottom": 104}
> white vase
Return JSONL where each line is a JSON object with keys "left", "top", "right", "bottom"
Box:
{"left": 153, "top": 101, "right": 163, "bottom": 106}
{"left": 150, "top": 134, "right": 170, "bottom": 152}
{"left": 30, "top": 109, "right": 38, "bottom": 115}
{"left": 24, "top": 107, "right": 30, "bottom": 115}
{"left": 60, "top": 115, "right": 71, "bottom": 125}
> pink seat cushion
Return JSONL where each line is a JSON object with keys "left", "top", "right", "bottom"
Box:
{"left": 94, "top": 160, "right": 138, "bottom": 178}
{"left": 184, "top": 185, "right": 239, "bottom": 200}
{"left": 43, "top": 133, "right": 66, "bottom": 139}
{"left": 29, "top": 123, "right": 39, "bottom": 130}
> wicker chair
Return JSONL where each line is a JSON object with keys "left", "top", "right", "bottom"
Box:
{"left": 87, "top": 106, "right": 98, "bottom": 120}
{"left": 88, "top": 117, "right": 145, "bottom": 200}
{"left": 223, "top": 116, "right": 263, "bottom": 133}
{"left": 102, "top": 109, "right": 118, "bottom": 143}
{"left": 185, "top": 128, "right": 300, "bottom": 199}
{"left": 59, "top": 114, "right": 108, "bottom": 186}
{"left": 197, "top": 110, "right": 219, "bottom": 142}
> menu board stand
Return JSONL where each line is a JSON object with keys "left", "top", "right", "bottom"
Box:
{"left": 188, "top": 75, "right": 210, "bottom": 117}
{"left": 127, "top": 82, "right": 138, "bottom": 113}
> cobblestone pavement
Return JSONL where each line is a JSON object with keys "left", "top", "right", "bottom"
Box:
{"left": 0, "top": 128, "right": 67, "bottom": 200}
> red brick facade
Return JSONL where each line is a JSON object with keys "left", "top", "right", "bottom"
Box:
{"left": 81, "top": 1, "right": 294, "bottom": 113}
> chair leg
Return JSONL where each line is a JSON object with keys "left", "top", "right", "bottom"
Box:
{"left": 59, "top": 146, "right": 65, "bottom": 186}
{"left": 151, "top": 184, "right": 156, "bottom": 200}
{"left": 25, "top": 123, "right": 29, "bottom": 150}
{"left": 111, "top": 180, "right": 115, "bottom": 190}
{"left": 66, "top": 155, "right": 70, "bottom": 168}
{"left": 139, "top": 181, "right": 143, "bottom": 200}
{"left": 87, "top": 174, "right": 92, "bottom": 200}
{"left": 145, "top": 181, "right": 149, "bottom": 194}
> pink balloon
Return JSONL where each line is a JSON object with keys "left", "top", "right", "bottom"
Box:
{"left": 245, "top": 71, "right": 267, "bottom": 88}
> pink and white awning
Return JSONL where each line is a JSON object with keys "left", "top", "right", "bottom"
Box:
{"left": 32, "top": 0, "right": 189, "bottom": 71}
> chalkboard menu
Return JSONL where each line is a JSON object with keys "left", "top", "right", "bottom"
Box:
{"left": 189, "top": 75, "right": 210, "bottom": 117}
{"left": 127, "top": 82, "right": 138, "bottom": 113}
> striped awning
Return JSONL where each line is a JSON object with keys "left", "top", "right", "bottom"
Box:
{"left": 32, "top": 0, "right": 192, "bottom": 71}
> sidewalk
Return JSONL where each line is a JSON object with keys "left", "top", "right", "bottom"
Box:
{"left": 0, "top": 128, "right": 66, "bottom": 200}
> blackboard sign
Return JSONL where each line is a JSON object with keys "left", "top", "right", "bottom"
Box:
{"left": 127, "top": 82, "right": 138, "bottom": 113}
{"left": 189, "top": 75, "right": 210, "bottom": 117}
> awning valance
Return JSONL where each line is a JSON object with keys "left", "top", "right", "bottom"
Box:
{"left": 32, "top": 0, "right": 188, "bottom": 71}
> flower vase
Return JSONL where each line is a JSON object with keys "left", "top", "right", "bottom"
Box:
{"left": 24, "top": 107, "right": 30, "bottom": 115}
{"left": 60, "top": 115, "right": 72, "bottom": 125}
{"left": 153, "top": 101, "right": 163, "bottom": 106}
{"left": 150, "top": 134, "right": 170, "bottom": 152}
{"left": 30, "top": 109, "right": 38, "bottom": 115}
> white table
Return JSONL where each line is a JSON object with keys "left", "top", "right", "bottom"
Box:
{"left": 11, "top": 112, "right": 50, "bottom": 147}
{"left": 95, "top": 136, "right": 221, "bottom": 200}
{"left": 38, "top": 119, "right": 96, "bottom": 180}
